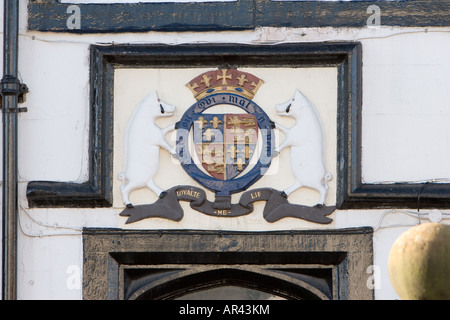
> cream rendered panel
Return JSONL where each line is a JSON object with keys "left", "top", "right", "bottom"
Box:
{"left": 113, "top": 67, "right": 337, "bottom": 230}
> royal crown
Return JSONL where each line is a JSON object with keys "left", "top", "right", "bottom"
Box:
{"left": 186, "top": 69, "right": 264, "bottom": 101}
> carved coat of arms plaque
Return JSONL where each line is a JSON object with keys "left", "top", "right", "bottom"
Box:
{"left": 119, "top": 69, "right": 335, "bottom": 224}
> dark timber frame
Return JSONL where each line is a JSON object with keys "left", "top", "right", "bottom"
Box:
{"left": 82, "top": 228, "right": 374, "bottom": 300}
{"left": 28, "top": 0, "right": 450, "bottom": 33}
{"left": 26, "top": 42, "right": 450, "bottom": 210}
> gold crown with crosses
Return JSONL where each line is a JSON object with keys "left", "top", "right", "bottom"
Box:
{"left": 186, "top": 69, "right": 264, "bottom": 101}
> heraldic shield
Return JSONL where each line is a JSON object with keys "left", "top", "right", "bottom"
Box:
{"left": 193, "top": 113, "right": 258, "bottom": 181}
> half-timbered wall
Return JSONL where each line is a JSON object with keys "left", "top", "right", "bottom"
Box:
{"left": 1, "top": 0, "right": 450, "bottom": 300}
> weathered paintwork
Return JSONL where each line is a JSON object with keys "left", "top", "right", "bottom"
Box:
{"left": 28, "top": 1, "right": 450, "bottom": 33}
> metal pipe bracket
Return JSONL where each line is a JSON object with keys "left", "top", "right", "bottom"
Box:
{"left": 0, "top": 75, "right": 28, "bottom": 111}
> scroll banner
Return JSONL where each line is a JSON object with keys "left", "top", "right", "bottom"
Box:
{"left": 119, "top": 185, "right": 334, "bottom": 224}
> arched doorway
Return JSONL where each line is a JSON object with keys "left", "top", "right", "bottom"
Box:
{"left": 82, "top": 229, "right": 374, "bottom": 300}
{"left": 126, "top": 267, "right": 332, "bottom": 300}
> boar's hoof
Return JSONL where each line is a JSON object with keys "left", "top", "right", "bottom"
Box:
{"left": 159, "top": 191, "right": 168, "bottom": 199}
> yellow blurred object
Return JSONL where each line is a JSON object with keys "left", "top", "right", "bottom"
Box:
{"left": 388, "top": 223, "right": 450, "bottom": 300}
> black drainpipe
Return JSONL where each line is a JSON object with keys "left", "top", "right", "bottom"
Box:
{"left": 1, "top": 0, "right": 27, "bottom": 300}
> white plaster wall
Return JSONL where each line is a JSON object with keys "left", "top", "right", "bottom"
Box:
{"left": 0, "top": 1, "right": 449, "bottom": 300}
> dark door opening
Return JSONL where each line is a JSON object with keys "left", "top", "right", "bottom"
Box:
{"left": 124, "top": 265, "right": 336, "bottom": 300}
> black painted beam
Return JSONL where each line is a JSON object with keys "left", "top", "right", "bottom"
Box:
{"left": 28, "top": 0, "right": 450, "bottom": 34}
{"left": 28, "top": 0, "right": 255, "bottom": 33}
